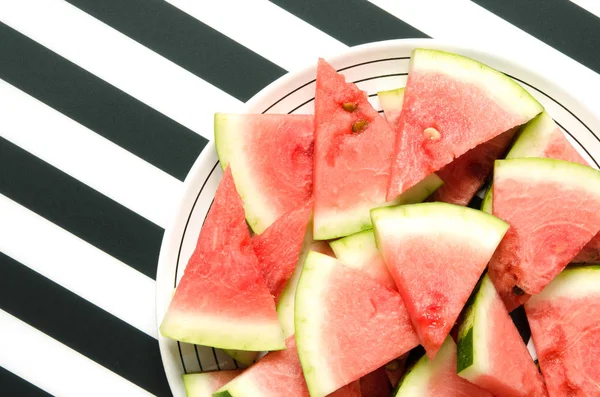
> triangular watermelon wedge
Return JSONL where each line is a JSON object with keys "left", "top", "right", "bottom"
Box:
{"left": 215, "top": 113, "right": 314, "bottom": 234}
{"left": 386, "top": 48, "right": 543, "bottom": 200}
{"left": 378, "top": 86, "right": 518, "bottom": 206}
{"left": 488, "top": 158, "right": 600, "bottom": 311}
{"left": 371, "top": 202, "right": 509, "bottom": 358}
{"left": 457, "top": 275, "right": 547, "bottom": 397}
{"left": 395, "top": 337, "right": 493, "bottom": 397}
{"left": 313, "top": 59, "right": 404, "bottom": 240}
{"left": 525, "top": 266, "right": 600, "bottom": 396}
{"left": 252, "top": 201, "right": 313, "bottom": 300}
{"left": 295, "top": 251, "right": 419, "bottom": 397}
{"left": 160, "top": 167, "right": 285, "bottom": 351}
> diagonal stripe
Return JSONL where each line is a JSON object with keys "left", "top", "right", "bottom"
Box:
{"left": 367, "top": 0, "right": 600, "bottom": 115}
{"left": 0, "top": 79, "right": 181, "bottom": 228}
{"left": 0, "top": 22, "right": 204, "bottom": 181}
{"left": 0, "top": 193, "right": 157, "bottom": 338}
{"left": 268, "top": 0, "right": 428, "bottom": 46}
{"left": 0, "top": 254, "right": 170, "bottom": 396}
{"left": 0, "top": 366, "right": 52, "bottom": 397}
{"left": 0, "top": 0, "right": 241, "bottom": 142}
{"left": 571, "top": 0, "right": 600, "bottom": 19}
{"left": 472, "top": 0, "right": 600, "bottom": 75}
{"left": 0, "top": 310, "right": 157, "bottom": 397}
{"left": 65, "top": 0, "right": 285, "bottom": 102}
{"left": 166, "top": 0, "right": 346, "bottom": 71}
{"left": 0, "top": 136, "right": 163, "bottom": 280}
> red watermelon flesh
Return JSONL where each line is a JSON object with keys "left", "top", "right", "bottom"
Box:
{"left": 295, "top": 252, "right": 419, "bottom": 397}
{"left": 252, "top": 201, "right": 312, "bottom": 300}
{"left": 525, "top": 266, "right": 600, "bottom": 397}
{"left": 312, "top": 58, "right": 398, "bottom": 240}
{"left": 488, "top": 159, "right": 600, "bottom": 312}
{"left": 329, "top": 381, "right": 362, "bottom": 397}
{"left": 215, "top": 113, "right": 314, "bottom": 234}
{"left": 386, "top": 49, "right": 542, "bottom": 200}
{"left": 359, "top": 367, "right": 391, "bottom": 397}
{"left": 431, "top": 127, "right": 518, "bottom": 206}
{"left": 159, "top": 167, "right": 284, "bottom": 351}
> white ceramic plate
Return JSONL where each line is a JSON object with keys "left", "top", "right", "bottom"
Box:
{"left": 155, "top": 38, "right": 600, "bottom": 397}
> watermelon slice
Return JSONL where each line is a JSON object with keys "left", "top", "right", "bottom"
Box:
{"left": 359, "top": 367, "right": 391, "bottom": 397}
{"left": 371, "top": 202, "right": 509, "bottom": 358}
{"left": 330, "top": 382, "right": 362, "bottom": 397}
{"left": 525, "top": 265, "right": 600, "bottom": 396}
{"left": 214, "top": 337, "right": 309, "bottom": 397}
{"left": 329, "top": 174, "right": 443, "bottom": 290}
{"left": 386, "top": 48, "right": 543, "bottom": 200}
{"left": 313, "top": 59, "right": 408, "bottom": 240}
{"left": 183, "top": 370, "right": 242, "bottom": 397}
{"left": 215, "top": 113, "right": 313, "bottom": 234}
{"left": 394, "top": 337, "right": 493, "bottom": 397}
{"left": 295, "top": 251, "right": 419, "bottom": 397}
{"left": 160, "top": 168, "right": 285, "bottom": 351}
{"left": 488, "top": 158, "right": 600, "bottom": 311}
{"left": 457, "top": 275, "right": 547, "bottom": 397}
{"left": 378, "top": 86, "right": 518, "bottom": 206}
{"left": 252, "top": 201, "right": 312, "bottom": 300}
{"left": 481, "top": 111, "right": 600, "bottom": 264}
{"left": 222, "top": 349, "right": 258, "bottom": 367}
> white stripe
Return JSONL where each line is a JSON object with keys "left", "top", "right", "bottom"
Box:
{"left": 0, "top": 0, "right": 242, "bottom": 140}
{"left": 570, "top": 0, "right": 600, "bottom": 19}
{"left": 0, "top": 310, "right": 155, "bottom": 397}
{"left": 367, "top": 0, "right": 600, "bottom": 115}
{"left": 0, "top": 79, "right": 180, "bottom": 228}
{"left": 0, "top": 194, "right": 157, "bottom": 339}
{"left": 165, "top": 0, "right": 347, "bottom": 71}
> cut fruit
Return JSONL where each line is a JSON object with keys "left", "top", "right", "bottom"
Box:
{"left": 360, "top": 367, "right": 391, "bottom": 397}
{"left": 330, "top": 382, "right": 362, "bottom": 397}
{"left": 488, "top": 158, "right": 600, "bottom": 311}
{"left": 386, "top": 48, "right": 543, "bottom": 200}
{"left": 295, "top": 251, "right": 419, "bottom": 397}
{"left": 457, "top": 275, "right": 547, "bottom": 397}
{"left": 160, "top": 168, "right": 285, "bottom": 351}
{"left": 371, "top": 202, "right": 508, "bottom": 358}
{"left": 482, "top": 111, "right": 600, "bottom": 264}
{"left": 215, "top": 113, "right": 314, "bottom": 234}
{"left": 329, "top": 173, "right": 443, "bottom": 290}
{"left": 313, "top": 59, "right": 406, "bottom": 240}
{"left": 377, "top": 88, "right": 405, "bottom": 126}
{"left": 525, "top": 265, "right": 600, "bottom": 397}
{"left": 183, "top": 370, "right": 242, "bottom": 397}
{"left": 252, "top": 201, "right": 312, "bottom": 300}
{"left": 223, "top": 349, "right": 258, "bottom": 367}
{"left": 394, "top": 337, "right": 493, "bottom": 397}
{"left": 214, "top": 337, "right": 309, "bottom": 397}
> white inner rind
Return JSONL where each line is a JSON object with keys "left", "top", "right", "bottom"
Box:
{"left": 377, "top": 88, "right": 406, "bottom": 113}
{"left": 160, "top": 310, "right": 285, "bottom": 351}
{"left": 216, "top": 375, "right": 263, "bottom": 397}
{"left": 495, "top": 158, "right": 600, "bottom": 196}
{"left": 330, "top": 230, "right": 378, "bottom": 269}
{"left": 506, "top": 111, "right": 555, "bottom": 159}
{"left": 214, "top": 113, "right": 277, "bottom": 234}
{"left": 529, "top": 266, "right": 600, "bottom": 303}
{"left": 371, "top": 202, "right": 509, "bottom": 254}
{"left": 183, "top": 373, "right": 214, "bottom": 396}
{"left": 294, "top": 251, "right": 338, "bottom": 397}
{"left": 411, "top": 48, "right": 543, "bottom": 120}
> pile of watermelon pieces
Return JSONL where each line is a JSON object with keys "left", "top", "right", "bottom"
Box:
{"left": 160, "top": 48, "right": 600, "bottom": 397}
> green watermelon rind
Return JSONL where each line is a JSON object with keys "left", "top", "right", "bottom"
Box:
{"left": 456, "top": 275, "right": 494, "bottom": 380}
{"left": 294, "top": 251, "right": 345, "bottom": 397}
{"left": 213, "top": 375, "right": 262, "bottom": 397}
{"left": 214, "top": 113, "right": 280, "bottom": 234}
{"left": 480, "top": 185, "right": 493, "bottom": 214}
{"left": 377, "top": 88, "right": 405, "bottom": 113}
{"left": 527, "top": 265, "right": 600, "bottom": 305}
{"left": 184, "top": 371, "right": 241, "bottom": 397}
{"left": 412, "top": 49, "right": 543, "bottom": 120}
{"left": 222, "top": 349, "right": 259, "bottom": 367}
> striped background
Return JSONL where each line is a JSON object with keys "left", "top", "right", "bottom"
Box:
{"left": 0, "top": 1, "right": 599, "bottom": 396}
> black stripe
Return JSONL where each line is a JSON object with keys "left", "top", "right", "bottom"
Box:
{"left": 268, "top": 0, "right": 428, "bottom": 45}
{"left": 0, "top": 23, "right": 205, "bottom": 182}
{"left": 65, "top": 0, "right": 286, "bottom": 102}
{"left": 0, "top": 137, "right": 163, "bottom": 279}
{"left": 473, "top": 0, "right": 600, "bottom": 75}
{"left": 0, "top": 366, "right": 52, "bottom": 397}
{"left": 0, "top": 252, "right": 172, "bottom": 397}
